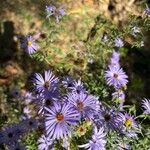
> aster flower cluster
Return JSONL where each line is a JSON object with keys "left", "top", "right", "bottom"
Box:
{"left": 29, "top": 70, "right": 107, "bottom": 149}
{"left": 1, "top": 50, "right": 150, "bottom": 150}
{"left": 103, "top": 51, "right": 144, "bottom": 142}
{"left": 24, "top": 68, "right": 145, "bottom": 149}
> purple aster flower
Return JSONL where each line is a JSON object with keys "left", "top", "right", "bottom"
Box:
{"left": 21, "top": 91, "right": 35, "bottom": 104}
{"left": 116, "top": 113, "right": 139, "bottom": 137}
{"left": 58, "top": 8, "right": 65, "bottom": 16}
{"left": 142, "top": 98, "right": 150, "bottom": 114}
{"left": 55, "top": 8, "right": 65, "bottom": 23}
{"left": 46, "top": 5, "right": 65, "bottom": 23}
{"left": 111, "top": 51, "right": 120, "bottom": 62}
{"left": 114, "top": 37, "right": 124, "bottom": 48}
{"left": 93, "top": 106, "right": 118, "bottom": 131}
{"left": 66, "top": 92, "right": 100, "bottom": 119}
{"left": 1, "top": 124, "right": 24, "bottom": 145}
{"left": 8, "top": 142, "right": 26, "bottom": 150}
{"left": 78, "top": 126, "right": 106, "bottom": 150}
{"left": 62, "top": 76, "right": 74, "bottom": 88}
{"left": 34, "top": 92, "right": 60, "bottom": 115}
{"left": 45, "top": 102, "right": 80, "bottom": 140}
{"left": 46, "top": 5, "right": 57, "bottom": 17}
{"left": 104, "top": 66, "right": 128, "bottom": 89}
{"left": 109, "top": 51, "right": 120, "bottom": 68}
{"left": 38, "top": 134, "right": 54, "bottom": 150}
{"left": 21, "top": 35, "right": 38, "bottom": 54}
{"left": 33, "top": 70, "right": 59, "bottom": 93}
{"left": 20, "top": 118, "right": 38, "bottom": 132}
{"left": 69, "top": 79, "right": 87, "bottom": 94}
{"left": 29, "top": 92, "right": 44, "bottom": 115}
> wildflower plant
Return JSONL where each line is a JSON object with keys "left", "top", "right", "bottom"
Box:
{"left": 1, "top": 1, "right": 150, "bottom": 150}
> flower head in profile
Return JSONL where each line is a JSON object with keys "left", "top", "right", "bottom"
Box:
{"left": 112, "top": 90, "right": 125, "bottom": 110}
{"left": 70, "top": 79, "right": 87, "bottom": 94}
{"left": 21, "top": 35, "right": 38, "bottom": 54}
{"left": 109, "top": 50, "right": 120, "bottom": 68}
{"left": 23, "top": 106, "right": 32, "bottom": 118}
{"left": 104, "top": 66, "right": 128, "bottom": 89}
{"left": 38, "top": 134, "right": 54, "bottom": 150}
{"left": 114, "top": 37, "right": 124, "bottom": 48}
{"left": 116, "top": 113, "right": 139, "bottom": 137}
{"left": 45, "top": 102, "right": 80, "bottom": 139}
{"left": 111, "top": 50, "right": 120, "bottom": 61}
{"left": 144, "top": 5, "right": 150, "bottom": 16}
{"left": 142, "top": 98, "right": 150, "bottom": 114}
{"left": 62, "top": 76, "right": 74, "bottom": 88}
{"left": 46, "top": 5, "right": 65, "bottom": 22}
{"left": 79, "top": 126, "right": 106, "bottom": 150}
{"left": 112, "top": 90, "right": 125, "bottom": 101}
{"left": 33, "top": 70, "right": 59, "bottom": 93}
{"left": 66, "top": 92, "right": 99, "bottom": 119}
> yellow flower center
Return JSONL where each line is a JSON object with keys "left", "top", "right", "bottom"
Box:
{"left": 124, "top": 119, "right": 132, "bottom": 127}
{"left": 79, "top": 126, "right": 86, "bottom": 135}
{"left": 28, "top": 40, "right": 32, "bottom": 46}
